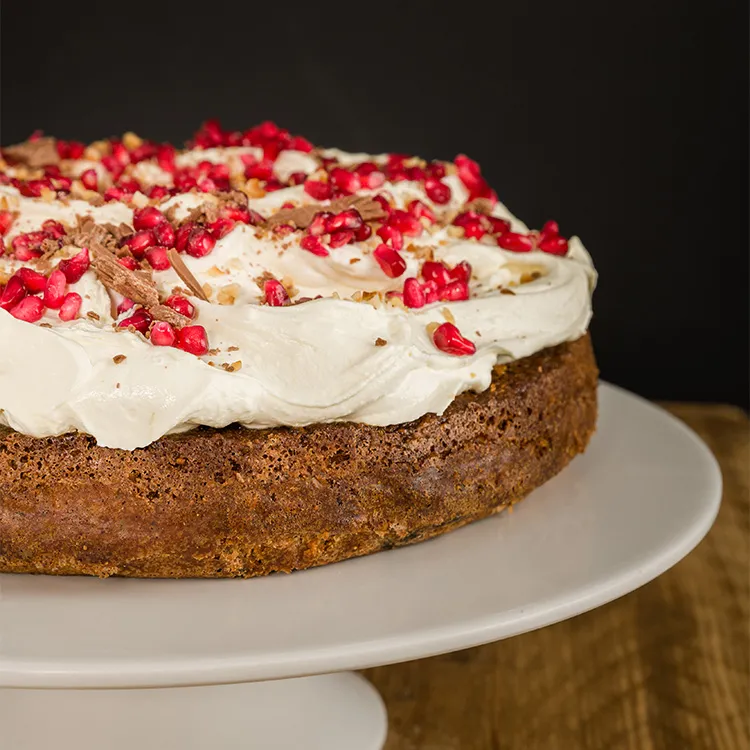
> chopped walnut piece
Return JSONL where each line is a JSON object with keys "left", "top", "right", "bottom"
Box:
{"left": 375, "top": 338, "right": 388, "bottom": 347}
{"left": 113, "top": 354, "right": 127, "bottom": 364}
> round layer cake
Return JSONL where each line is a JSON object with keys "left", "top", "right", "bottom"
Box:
{"left": 0, "top": 120, "right": 598, "bottom": 577}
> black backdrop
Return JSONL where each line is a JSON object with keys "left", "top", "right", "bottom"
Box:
{"left": 2, "top": 2, "right": 748, "bottom": 408}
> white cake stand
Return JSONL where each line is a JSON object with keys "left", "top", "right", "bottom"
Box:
{"left": 0, "top": 384, "right": 721, "bottom": 750}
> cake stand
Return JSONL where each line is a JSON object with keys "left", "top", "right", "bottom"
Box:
{"left": 0, "top": 383, "right": 722, "bottom": 750}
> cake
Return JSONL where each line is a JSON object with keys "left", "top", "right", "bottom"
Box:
{"left": 0, "top": 120, "right": 598, "bottom": 577}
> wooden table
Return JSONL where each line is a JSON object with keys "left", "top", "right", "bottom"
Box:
{"left": 363, "top": 404, "right": 749, "bottom": 750}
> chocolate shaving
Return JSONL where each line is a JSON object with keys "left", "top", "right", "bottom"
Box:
{"left": 102, "top": 222, "right": 134, "bottom": 241}
{"left": 183, "top": 201, "right": 220, "bottom": 226}
{"left": 265, "top": 195, "right": 386, "bottom": 229}
{"left": 71, "top": 215, "right": 119, "bottom": 252}
{"left": 3, "top": 137, "right": 60, "bottom": 168}
{"left": 90, "top": 243, "right": 159, "bottom": 308}
{"left": 167, "top": 250, "right": 209, "bottom": 301}
{"left": 148, "top": 304, "right": 191, "bottom": 328}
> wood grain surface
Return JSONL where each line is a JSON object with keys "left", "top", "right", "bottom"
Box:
{"left": 363, "top": 403, "right": 749, "bottom": 750}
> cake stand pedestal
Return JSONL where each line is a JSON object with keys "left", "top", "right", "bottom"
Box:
{"left": 0, "top": 385, "right": 722, "bottom": 750}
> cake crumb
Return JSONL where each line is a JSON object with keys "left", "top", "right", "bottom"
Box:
{"left": 375, "top": 337, "right": 387, "bottom": 347}
{"left": 113, "top": 354, "right": 126, "bottom": 364}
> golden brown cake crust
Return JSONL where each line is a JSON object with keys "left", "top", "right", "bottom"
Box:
{"left": 0, "top": 335, "right": 598, "bottom": 578}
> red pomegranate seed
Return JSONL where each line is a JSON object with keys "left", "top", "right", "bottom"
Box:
{"left": 328, "top": 229, "right": 354, "bottom": 248}
{"left": 498, "top": 232, "right": 534, "bottom": 252}
{"left": 16, "top": 268, "right": 47, "bottom": 293}
{"left": 43, "top": 270, "right": 67, "bottom": 308}
{"left": 148, "top": 185, "right": 171, "bottom": 200}
{"left": 421, "top": 261, "right": 452, "bottom": 287}
{"left": 432, "top": 322, "right": 476, "bottom": 356}
{"left": 118, "top": 307, "right": 152, "bottom": 334}
{"left": 454, "top": 154, "right": 496, "bottom": 204}
{"left": 541, "top": 220, "right": 560, "bottom": 238}
{"left": 117, "top": 297, "right": 135, "bottom": 314}
{"left": 425, "top": 161, "right": 447, "bottom": 179}
{"left": 219, "top": 205, "right": 250, "bottom": 224}
{"left": 264, "top": 279, "right": 289, "bottom": 306}
{"left": 10, "top": 296, "right": 44, "bottom": 323}
{"left": 376, "top": 224, "right": 403, "bottom": 251}
{"left": 80, "top": 169, "right": 98, "bottom": 191}
{"left": 539, "top": 236, "right": 568, "bottom": 255}
{"left": 41, "top": 220, "right": 67, "bottom": 239}
{"left": 359, "top": 169, "right": 386, "bottom": 190}
{"left": 303, "top": 179, "right": 332, "bottom": 201}
{"left": 58, "top": 293, "right": 82, "bottom": 322}
{"left": 309, "top": 212, "right": 333, "bottom": 236}
{"left": 175, "top": 325, "right": 209, "bottom": 355}
{"left": 156, "top": 144, "right": 176, "bottom": 173}
{"left": 286, "top": 171, "right": 307, "bottom": 186}
{"left": 0, "top": 276, "right": 25, "bottom": 310}
{"left": 20, "top": 179, "right": 53, "bottom": 197}
{"left": 58, "top": 248, "right": 91, "bottom": 283}
{"left": 145, "top": 246, "right": 171, "bottom": 270}
{"left": 150, "top": 321, "right": 176, "bottom": 346}
{"left": 373, "top": 244, "right": 407, "bottom": 278}
{"left": 438, "top": 280, "right": 469, "bottom": 301}
{"left": 184, "top": 227, "right": 216, "bottom": 258}
{"left": 424, "top": 177, "right": 451, "bottom": 205}
{"left": 355, "top": 223, "right": 372, "bottom": 241}
{"left": 421, "top": 279, "right": 439, "bottom": 304}
{"left": 484, "top": 216, "right": 511, "bottom": 235}
{"left": 11, "top": 232, "right": 45, "bottom": 261}
{"left": 453, "top": 211, "right": 480, "bottom": 228}
{"left": 325, "top": 209, "right": 364, "bottom": 233}
{"left": 123, "top": 229, "right": 156, "bottom": 259}
{"left": 329, "top": 167, "right": 361, "bottom": 195}
{"left": 288, "top": 135, "right": 314, "bottom": 152}
{"left": 164, "top": 294, "right": 195, "bottom": 318}
{"left": 101, "top": 156, "right": 123, "bottom": 177}
{"left": 174, "top": 224, "right": 193, "bottom": 252}
{"left": 152, "top": 221, "right": 176, "bottom": 247}
{"left": 372, "top": 194, "right": 392, "bottom": 217}
{"left": 449, "top": 261, "right": 472, "bottom": 283}
{"left": 111, "top": 141, "right": 130, "bottom": 167}
{"left": 387, "top": 210, "right": 423, "bottom": 237}
{"left": 208, "top": 217, "right": 236, "bottom": 240}
{"left": 463, "top": 222, "right": 486, "bottom": 240}
{"left": 0, "top": 210, "right": 15, "bottom": 235}
{"left": 300, "top": 235, "right": 329, "bottom": 257}
{"left": 133, "top": 206, "right": 166, "bottom": 231}
{"left": 408, "top": 200, "right": 436, "bottom": 223}
{"left": 245, "top": 159, "right": 274, "bottom": 181}
{"left": 118, "top": 256, "right": 140, "bottom": 271}
{"left": 403, "top": 277, "right": 425, "bottom": 308}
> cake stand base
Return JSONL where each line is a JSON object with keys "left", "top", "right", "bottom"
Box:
{"left": 0, "top": 673, "right": 387, "bottom": 750}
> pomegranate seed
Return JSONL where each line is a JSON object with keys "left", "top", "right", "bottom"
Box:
{"left": 355, "top": 223, "right": 372, "bottom": 241}
{"left": 329, "top": 167, "right": 361, "bottom": 195}
{"left": 145, "top": 246, "right": 171, "bottom": 270}
{"left": 0, "top": 210, "right": 15, "bottom": 235}
{"left": 300, "top": 235, "right": 329, "bottom": 257}
{"left": 16, "top": 268, "right": 47, "bottom": 293}
{"left": 421, "top": 279, "right": 440, "bottom": 303}
{"left": 152, "top": 221, "right": 175, "bottom": 247}
{"left": 358, "top": 168, "right": 386, "bottom": 189}
{"left": 541, "top": 220, "right": 560, "bottom": 238}
{"left": 103, "top": 186, "right": 129, "bottom": 202}
{"left": 432, "top": 322, "right": 476, "bottom": 356}
{"left": 150, "top": 321, "right": 176, "bottom": 346}
{"left": 372, "top": 194, "right": 392, "bottom": 217}
{"left": 80, "top": 168, "right": 98, "bottom": 191}
{"left": 264, "top": 279, "right": 289, "bottom": 306}
{"left": 11, "top": 232, "right": 45, "bottom": 260}
{"left": 118, "top": 256, "right": 140, "bottom": 271}
{"left": 208, "top": 217, "right": 236, "bottom": 240}
{"left": 123, "top": 229, "right": 156, "bottom": 259}
{"left": 58, "top": 293, "right": 82, "bottom": 322}
{"left": 220, "top": 205, "right": 252, "bottom": 223}
{"left": 373, "top": 244, "right": 407, "bottom": 278}
{"left": 164, "top": 294, "right": 195, "bottom": 318}
{"left": 10, "top": 296, "right": 44, "bottom": 323}
{"left": 101, "top": 156, "right": 123, "bottom": 177}
{"left": 174, "top": 224, "right": 193, "bottom": 252}
{"left": 407, "top": 200, "right": 436, "bottom": 223}
{"left": 117, "top": 297, "right": 135, "bottom": 314}
{"left": 111, "top": 141, "right": 130, "bottom": 167}
{"left": 539, "top": 236, "right": 568, "bottom": 255}
{"left": 118, "top": 307, "right": 152, "bottom": 334}
{"left": 425, "top": 162, "right": 447, "bottom": 179}
{"left": 175, "top": 325, "right": 209, "bottom": 356}
{"left": 497, "top": 232, "right": 534, "bottom": 252}
{"left": 388, "top": 210, "right": 423, "bottom": 237}
{"left": 453, "top": 211, "right": 481, "bottom": 228}
{"left": 287, "top": 171, "right": 307, "bottom": 186}
{"left": 325, "top": 209, "right": 364, "bottom": 233}
{"left": 245, "top": 159, "right": 274, "bottom": 181}
{"left": 41, "top": 220, "right": 67, "bottom": 239}
{"left": 406, "top": 165, "right": 426, "bottom": 182}
{"left": 184, "top": 227, "right": 216, "bottom": 258}
{"left": 289, "top": 135, "right": 314, "bottom": 152}
{"left": 0, "top": 276, "right": 26, "bottom": 310}
{"left": 449, "top": 261, "right": 472, "bottom": 283}
{"left": 484, "top": 216, "right": 511, "bottom": 235}
{"left": 133, "top": 206, "right": 166, "bottom": 231}
{"left": 58, "top": 248, "right": 91, "bottom": 283}
{"left": 403, "top": 277, "right": 425, "bottom": 308}
{"left": 328, "top": 229, "right": 354, "bottom": 248}
{"left": 464, "top": 222, "right": 486, "bottom": 240}
{"left": 157, "top": 144, "right": 176, "bottom": 173}
{"left": 421, "top": 261, "right": 452, "bottom": 287}
{"left": 439, "top": 280, "right": 469, "bottom": 301}
{"left": 376, "top": 224, "right": 403, "bottom": 251}
{"left": 424, "top": 177, "right": 452, "bottom": 205}
{"left": 309, "top": 212, "right": 333, "bottom": 236}
{"left": 19, "top": 179, "right": 53, "bottom": 197}
{"left": 303, "top": 179, "right": 332, "bottom": 201}
{"left": 148, "top": 185, "right": 171, "bottom": 200}
{"left": 454, "top": 153, "right": 497, "bottom": 204}
{"left": 43, "top": 270, "right": 67, "bottom": 308}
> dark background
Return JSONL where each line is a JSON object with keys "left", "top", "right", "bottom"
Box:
{"left": 2, "top": 2, "right": 747, "bottom": 408}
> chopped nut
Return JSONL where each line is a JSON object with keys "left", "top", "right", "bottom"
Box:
{"left": 441, "top": 307, "right": 456, "bottom": 324}
{"left": 217, "top": 283, "right": 240, "bottom": 305}
{"left": 113, "top": 354, "right": 127, "bottom": 364}
{"left": 375, "top": 337, "right": 388, "bottom": 347}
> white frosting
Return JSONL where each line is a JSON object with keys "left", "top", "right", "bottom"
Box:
{"left": 0, "top": 155, "right": 596, "bottom": 450}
